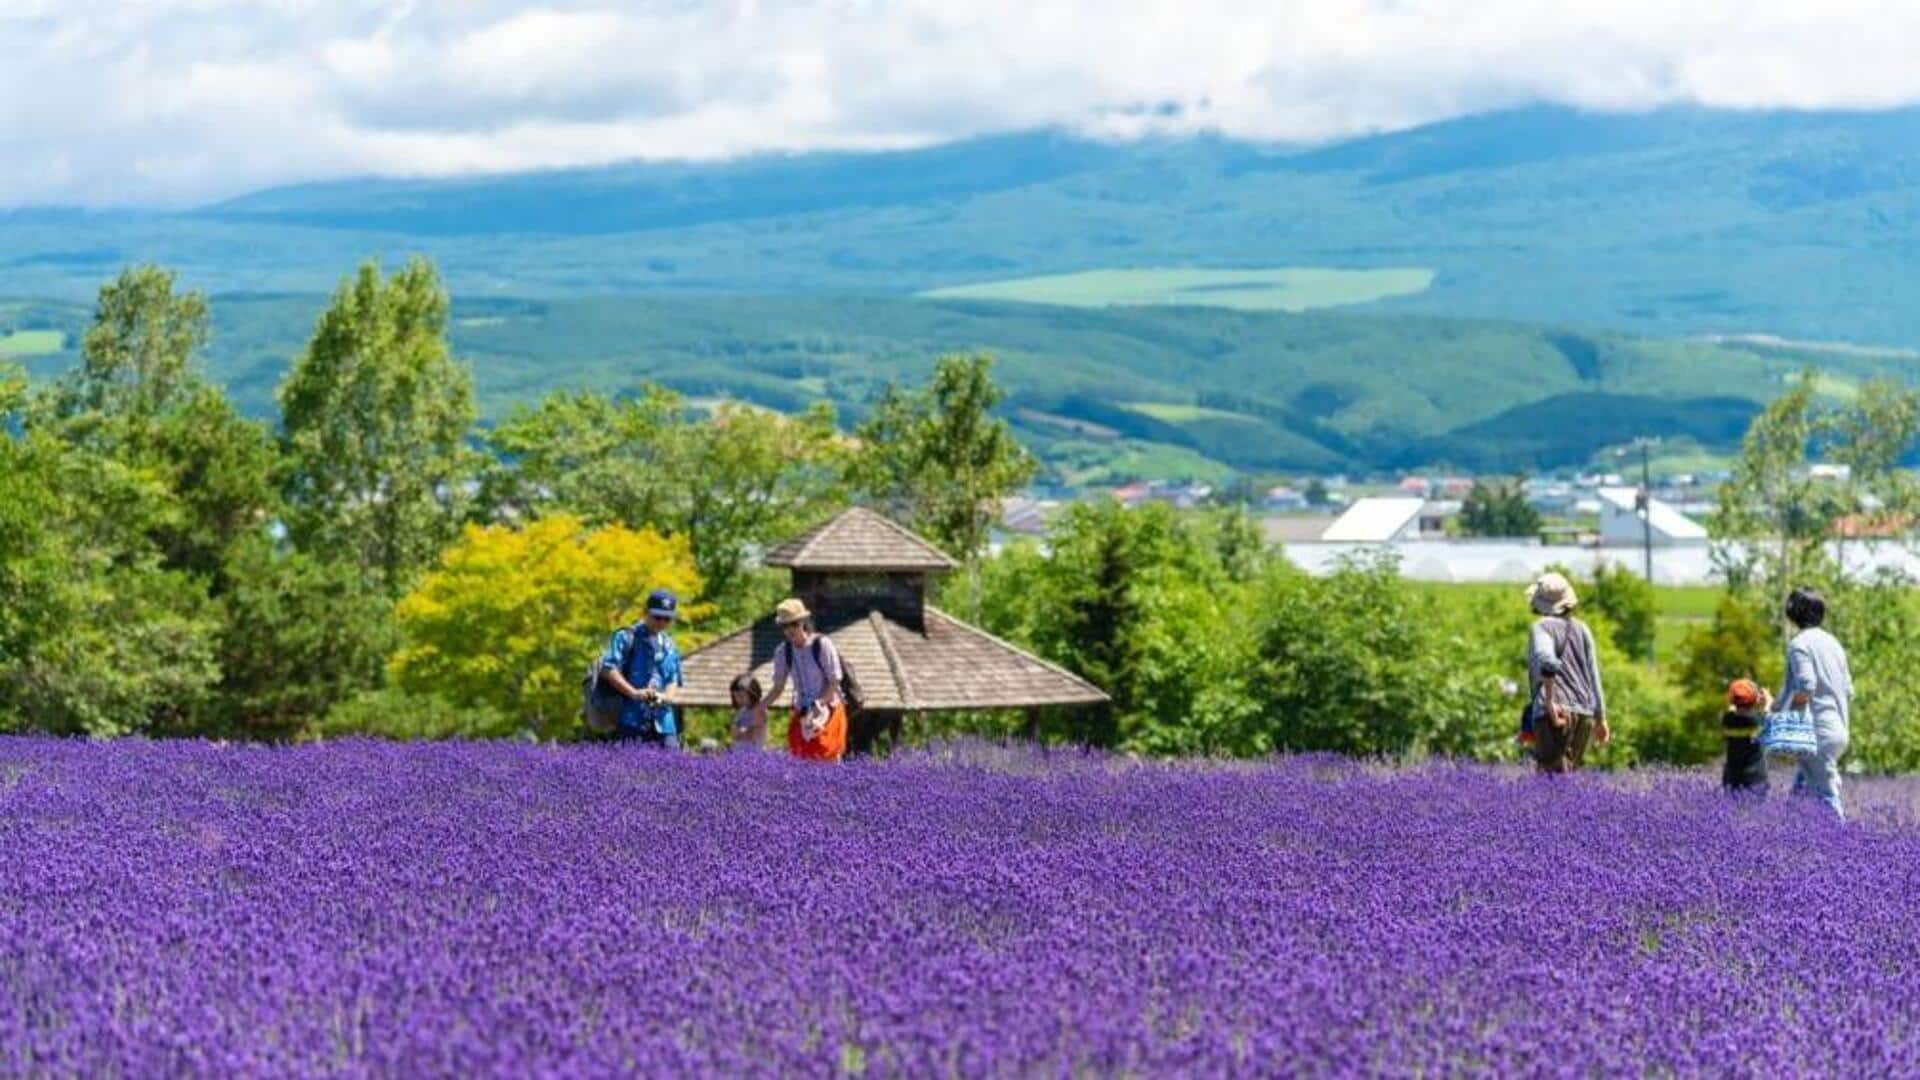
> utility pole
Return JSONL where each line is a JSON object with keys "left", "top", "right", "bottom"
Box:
{"left": 1631, "top": 437, "right": 1656, "bottom": 664}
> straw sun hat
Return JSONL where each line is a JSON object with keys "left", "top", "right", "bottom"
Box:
{"left": 1525, "top": 572, "right": 1578, "bottom": 616}
{"left": 774, "top": 597, "right": 813, "bottom": 626}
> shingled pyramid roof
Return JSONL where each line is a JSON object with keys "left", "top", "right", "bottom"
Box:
{"left": 679, "top": 607, "right": 1108, "bottom": 711}
{"left": 763, "top": 506, "right": 959, "bottom": 572}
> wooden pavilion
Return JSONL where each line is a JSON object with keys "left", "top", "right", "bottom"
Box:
{"left": 678, "top": 507, "right": 1108, "bottom": 750}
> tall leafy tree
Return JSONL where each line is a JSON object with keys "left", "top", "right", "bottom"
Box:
{"left": 854, "top": 354, "right": 1036, "bottom": 565}
{"left": 979, "top": 500, "right": 1189, "bottom": 746}
{"left": 279, "top": 258, "right": 479, "bottom": 595}
{"left": 486, "top": 386, "right": 848, "bottom": 613}
{"left": 675, "top": 401, "right": 849, "bottom": 610}
{"left": 53, "top": 265, "right": 208, "bottom": 424}
{"left": 1712, "top": 372, "right": 1920, "bottom": 599}
{"left": 0, "top": 424, "right": 220, "bottom": 735}
{"left": 485, "top": 387, "right": 683, "bottom": 531}
{"left": 42, "top": 267, "right": 278, "bottom": 585}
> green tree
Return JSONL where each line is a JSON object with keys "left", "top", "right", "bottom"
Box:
{"left": 1252, "top": 552, "right": 1508, "bottom": 759}
{"left": 211, "top": 537, "right": 397, "bottom": 739}
{"left": 279, "top": 258, "right": 479, "bottom": 595}
{"left": 484, "top": 387, "right": 683, "bottom": 531}
{"left": 1583, "top": 560, "right": 1657, "bottom": 663}
{"left": 486, "top": 387, "right": 848, "bottom": 615}
{"left": 974, "top": 500, "right": 1274, "bottom": 751}
{"left": 0, "top": 428, "right": 220, "bottom": 735}
{"left": 41, "top": 267, "right": 278, "bottom": 585}
{"left": 1459, "top": 477, "right": 1541, "bottom": 538}
{"left": 854, "top": 354, "right": 1036, "bottom": 566}
{"left": 52, "top": 265, "right": 208, "bottom": 424}
{"left": 676, "top": 401, "right": 850, "bottom": 613}
{"left": 1710, "top": 372, "right": 1920, "bottom": 598}
{"left": 1666, "top": 594, "right": 1782, "bottom": 765}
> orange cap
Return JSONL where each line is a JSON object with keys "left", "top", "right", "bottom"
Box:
{"left": 1727, "top": 678, "right": 1762, "bottom": 709}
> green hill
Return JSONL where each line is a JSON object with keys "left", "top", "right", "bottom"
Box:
{"left": 5, "top": 292, "right": 1898, "bottom": 480}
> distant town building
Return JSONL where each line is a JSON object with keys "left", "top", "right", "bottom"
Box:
{"left": 1264, "top": 486, "right": 1308, "bottom": 511}
{"left": 1262, "top": 515, "right": 1336, "bottom": 545}
{"left": 1597, "top": 487, "right": 1708, "bottom": 547}
{"left": 1322, "top": 497, "right": 1427, "bottom": 543}
{"left": 1833, "top": 513, "right": 1913, "bottom": 540}
{"left": 1418, "top": 500, "right": 1462, "bottom": 535}
{"left": 999, "top": 496, "right": 1055, "bottom": 537}
{"left": 1110, "top": 481, "right": 1213, "bottom": 510}
{"left": 1524, "top": 479, "right": 1578, "bottom": 513}
{"left": 1396, "top": 476, "right": 1431, "bottom": 496}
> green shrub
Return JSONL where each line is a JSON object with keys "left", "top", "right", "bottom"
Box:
{"left": 306, "top": 689, "right": 515, "bottom": 742}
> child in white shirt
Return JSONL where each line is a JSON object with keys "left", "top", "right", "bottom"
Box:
{"left": 729, "top": 674, "right": 767, "bottom": 749}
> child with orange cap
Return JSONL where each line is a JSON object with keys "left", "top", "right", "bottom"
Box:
{"left": 1722, "top": 678, "right": 1771, "bottom": 793}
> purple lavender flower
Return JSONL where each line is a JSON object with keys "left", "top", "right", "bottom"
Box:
{"left": 2, "top": 738, "right": 1915, "bottom": 1075}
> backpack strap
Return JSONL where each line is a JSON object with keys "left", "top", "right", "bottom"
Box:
{"left": 620, "top": 622, "right": 648, "bottom": 680}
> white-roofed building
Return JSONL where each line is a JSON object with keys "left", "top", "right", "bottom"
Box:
{"left": 1597, "top": 487, "right": 1708, "bottom": 547}
{"left": 1321, "top": 497, "right": 1426, "bottom": 543}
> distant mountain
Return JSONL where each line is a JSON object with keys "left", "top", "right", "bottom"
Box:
{"left": 8, "top": 105, "right": 1920, "bottom": 345}
{"left": 205, "top": 132, "right": 1135, "bottom": 236}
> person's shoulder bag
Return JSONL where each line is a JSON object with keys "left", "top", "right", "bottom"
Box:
{"left": 1760, "top": 704, "right": 1818, "bottom": 759}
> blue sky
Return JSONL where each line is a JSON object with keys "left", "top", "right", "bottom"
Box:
{"left": 6, "top": 1, "right": 1919, "bottom": 207}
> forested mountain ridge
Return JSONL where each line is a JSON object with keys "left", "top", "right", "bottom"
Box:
{"left": 11, "top": 106, "right": 1920, "bottom": 342}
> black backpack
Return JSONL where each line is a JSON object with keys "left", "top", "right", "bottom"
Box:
{"left": 783, "top": 635, "right": 864, "bottom": 714}
{"left": 581, "top": 623, "right": 645, "bottom": 735}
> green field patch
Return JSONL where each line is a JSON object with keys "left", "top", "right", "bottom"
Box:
{"left": 685, "top": 396, "right": 780, "bottom": 417}
{"left": 1125, "top": 401, "right": 1258, "bottom": 424}
{"left": 921, "top": 267, "right": 1435, "bottom": 312}
{"left": 0, "top": 330, "right": 64, "bottom": 357}
{"left": 1016, "top": 408, "right": 1120, "bottom": 440}
{"left": 1048, "top": 438, "right": 1232, "bottom": 487}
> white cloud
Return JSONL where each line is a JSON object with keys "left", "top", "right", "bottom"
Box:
{"left": 6, "top": 0, "right": 1920, "bottom": 206}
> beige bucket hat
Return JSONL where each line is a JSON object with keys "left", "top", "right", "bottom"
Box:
{"left": 1525, "top": 572, "right": 1578, "bottom": 615}
{"left": 774, "top": 597, "right": 813, "bottom": 625}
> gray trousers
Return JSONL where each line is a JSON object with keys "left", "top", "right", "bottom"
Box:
{"left": 1792, "top": 720, "right": 1849, "bottom": 818}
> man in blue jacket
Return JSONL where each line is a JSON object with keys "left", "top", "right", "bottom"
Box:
{"left": 599, "top": 589, "right": 684, "bottom": 748}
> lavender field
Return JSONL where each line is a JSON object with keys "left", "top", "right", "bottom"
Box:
{"left": 6, "top": 739, "right": 1920, "bottom": 1076}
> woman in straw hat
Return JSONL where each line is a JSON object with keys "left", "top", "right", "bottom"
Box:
{"left": 1525, "top": 571, "right": 1609, "bottom": 773}
{"left": 754, "top": 598, "right": 849, "bottom": 762}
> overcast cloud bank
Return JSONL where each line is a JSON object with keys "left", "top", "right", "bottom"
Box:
{"left": 6, "top": 0, "right": 1919, "bottom": 206}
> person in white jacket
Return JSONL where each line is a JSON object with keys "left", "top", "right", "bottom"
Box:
{"left": 1778, "top": 586, "right": 1853, "bottom": 818}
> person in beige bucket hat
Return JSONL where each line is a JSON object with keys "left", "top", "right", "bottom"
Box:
{"left": 1524, "top": 571, "right": 1609, "bottom": 772}
{"left": 756, "top": 597, "right": 849, "bottom": 761}
{"left": 1525, "top": 571, "right": 1578, "bottom": 616}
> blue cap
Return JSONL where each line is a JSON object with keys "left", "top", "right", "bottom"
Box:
{"left": 646, "top": 588, "right": 678, "bottom": 619}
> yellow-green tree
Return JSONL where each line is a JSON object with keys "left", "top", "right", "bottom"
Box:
{"left": 391, "top": 515, "right": 704, "bottom": 739}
